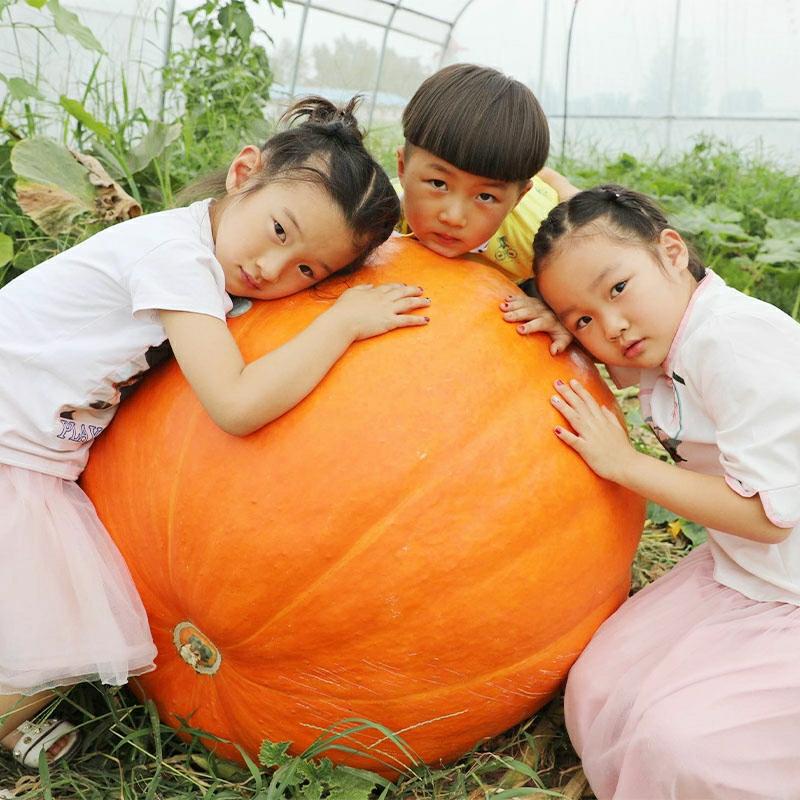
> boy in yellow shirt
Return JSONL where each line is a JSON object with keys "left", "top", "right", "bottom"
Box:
{"left": 393, "top": 63, "right": 578, "bottom": 286}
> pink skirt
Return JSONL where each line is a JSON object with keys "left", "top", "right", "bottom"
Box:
{"left": 565, "top": 545, "right": 800, "bottom": 800}
{"left": 0, "top": 463, "right": 156, "bottom": 696}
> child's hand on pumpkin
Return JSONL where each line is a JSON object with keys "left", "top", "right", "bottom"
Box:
{"left": 329, "top": 283, "right": 430, "bottom": 341}
{"left": 500, "top": 295, "right": 573, "bottom": 355}
{"left": 550, "top": 379, "right": 636, "bottom": 483}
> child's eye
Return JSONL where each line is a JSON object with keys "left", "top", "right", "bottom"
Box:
{"left": 575, "top": 316, "right": 592, "bottom": 330}
{"left": 428, "top": 179, "right": 447, "bottom": 190}
{"left": 298, "top": 264, "right": 314, "bottom": 279}
{"left": 610, "top": 280, "right": 627, "bottom": 297}
{"left": 273, "top": 221, "right": 286, "bottom": 242}
{"left": 476, "top": 192, "right": 497, "bottom": 203}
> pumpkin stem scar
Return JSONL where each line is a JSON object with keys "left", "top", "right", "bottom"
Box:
{"left": 173, "top": 621, "right": 222, "bottom": 675}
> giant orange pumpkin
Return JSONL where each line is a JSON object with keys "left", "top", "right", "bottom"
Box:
{"left": 81, "top": 237, "right": 644, "bottom": 775}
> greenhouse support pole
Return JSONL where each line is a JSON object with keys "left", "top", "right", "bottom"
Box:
{"left": 538, "top": 0, "right": 548, "bottom": 97}
{"left": 439, "top": 0, "right": 477, "bottom": 68}
{"left": 289, "top": 0, "right": 312, "bottom": 98}
{"left": 158, "top": 0, "right": 176, "bottom": 120}
{"left": 368, "top": 2, "right": 401, "bottom": 130}
{"left": 666, "top": 0, "right": 681, "bottom": 153}
{"left": 561, "top": 0, "right": 580, "bottom": 160}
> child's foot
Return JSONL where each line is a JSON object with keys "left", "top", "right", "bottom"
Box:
{"left": 1, "top": 719, "right": 79, "bottom": 766}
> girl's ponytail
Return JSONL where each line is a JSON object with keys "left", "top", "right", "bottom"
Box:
{"left": 282, "top": 95, "right": 364, "bottom": 145}
{"left": 534, "top": 184, "right": 706, "bottom": 284}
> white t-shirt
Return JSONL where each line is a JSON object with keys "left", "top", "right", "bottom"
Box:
{"left": 0, "top": 200, "right": 232, "bottom": 480}
{"left": 611, "top": 271, "right": 800, "bottom": 605}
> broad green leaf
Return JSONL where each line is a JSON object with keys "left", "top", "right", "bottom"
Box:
{"left": 756, "top": 238, "right": 800, "bottom": 267}
{"left": 232, "top": 6, "right": 254, "bottom": 41}
{"left": 0, "top": 233, "right": 13, "bottom": 268}
{"left": 48, "top": 0, "right": 105, "bottom": 54}
{"left": 258, "top": 739, "right": 292, "bottom": 768}
{"left": 327, "top": 765, "right": 381, "bottom": 800}
{"left": 59, "top": 96, "right": 113, "bottom": 142}
{"left": 11, "top": 138, "right": 94, "bottom": 234}
{"left": 681, "top": 521, "right": 708, "bottom": 547}
{"left": 24, "top": 0, "right": 48, "bottom": 7}
{"left": 669, "top": 199, "right": 748, "bottom": 241}
{"left": 702, "top": 202, "right": 743, "bottom": 224}
{"left": 765, "top": 217, "right": 800, "bottom": 241}
{"left": 0, "top": 74, "right": 45, "bottom": 101}
{"left": 127, "top": 121, "right": 182, "bottom": 174}
{"left": 646, "top": 501, "right": 678, "bottom": 525}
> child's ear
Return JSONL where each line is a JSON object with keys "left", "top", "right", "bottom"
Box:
{"left": 396, "top": 145, "right": 406, "bottom": 180}
{"left": 660, "top": 228, "right": 690, "bottom": 273}
{"left": 226, "top": 146, "right": 262, "bottom": 193}
{"left": 514, "top": 179, "right": 533, "bottom": 207}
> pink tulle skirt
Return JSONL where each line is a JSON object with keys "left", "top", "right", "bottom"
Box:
{"left": 565, "top": 545, "right": 800, "bottom": 800}
{"left": 0, "top": 463, "right": 156, "bottom": 696}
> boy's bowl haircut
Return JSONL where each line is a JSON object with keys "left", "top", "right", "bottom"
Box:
{"left": 402, "top": 63, "right": 549, "bottom": 182}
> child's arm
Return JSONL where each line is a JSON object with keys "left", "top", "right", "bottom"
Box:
{"left": 550, "top": 379, "right": 791, "bottom": 544}
{"left": 500, "top": 294, "right": 573, "bottom": 355}
{"left": 536, "top": 167, "right": 580, "bottom": 202}
{"left": 161, "top": 283, "right": 429, "bottom": 436}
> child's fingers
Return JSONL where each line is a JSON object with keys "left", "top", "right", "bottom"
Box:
{"left": 554, "top": 379, "right": 600, "bottom": 417}
{"left": 550, "top": 331, "right": 574, "bottom": 355}
{"left": 500, "top": 295, "right": 529, "bottom": 309}
{"left": 393, "top": 313, "right": 429, "bottom": 327}
{"left": 514, "top": 316, "right": 558, "bottom": 334}
{"left": 379, "top": 282, "right": 413, "bottom": 294}
{"left": 393, "top": 296, "right": 431, "bottom": 313}
{"left": 553, "top": 425, "right": 581, "bottom": 449}
{"left": 550, "top": 393, "right": 582, "bottom": 429}
{"left": 503, "top": 307, "right": 540, "bottom": 324}
{"left": 553, "top": 379, "right": 588, "bottom": 413}
{"left": 567, "top": 379, "right": 604, "bottom": 414}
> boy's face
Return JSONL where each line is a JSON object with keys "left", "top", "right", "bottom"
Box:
{"left": 396, "top": 145, "right": 531, "bottom": 258}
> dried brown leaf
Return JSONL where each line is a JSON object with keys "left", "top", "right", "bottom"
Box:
{"left": 71, "top": 150, "right": 142, "bottom": 222}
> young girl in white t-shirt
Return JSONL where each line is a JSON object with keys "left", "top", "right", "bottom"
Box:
{"left": 0, "top": 97, "right": 429, "bottom": 768}
{"left": 513, "top": 185, "right": 800, "bottom": 799}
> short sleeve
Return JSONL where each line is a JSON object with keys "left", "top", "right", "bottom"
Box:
{"left": 128, "top": 239, "right": 232, "bottom": 322}
{"left": 688, "top": 312, "right": 800, "bottom": 528}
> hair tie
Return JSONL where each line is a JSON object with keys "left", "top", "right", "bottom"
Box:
{"left": 318, "top": 119, "right": 355, "bottom": 146}
{"left": 604, "top": 188, "right": 622, "bottom": 201}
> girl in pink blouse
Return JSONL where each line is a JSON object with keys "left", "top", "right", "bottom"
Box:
{"left": 516, "top": 185, "right": 800, "bottom": 799}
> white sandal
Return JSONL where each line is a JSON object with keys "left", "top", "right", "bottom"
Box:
{"left": 10, "top": 718, "right": 79, "bottom": 768}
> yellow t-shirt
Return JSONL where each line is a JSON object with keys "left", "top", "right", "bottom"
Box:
{"left": 392, "top": 175, "right": 559, "bottom": 283}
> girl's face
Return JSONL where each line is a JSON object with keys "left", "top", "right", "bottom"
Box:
{"left": 537, "top": 229, "right": 696, "bottom": 369}
{"left": 211, "top": 148, "right": 361, "bottom": 300}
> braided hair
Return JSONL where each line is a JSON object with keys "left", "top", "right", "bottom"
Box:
{"left": 533, "top": 184, "right": 706, "bottom": 287}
